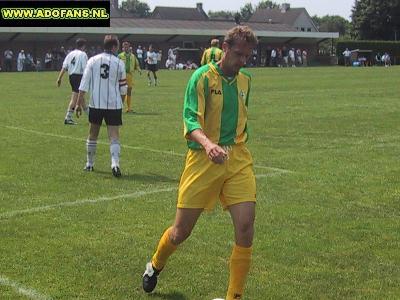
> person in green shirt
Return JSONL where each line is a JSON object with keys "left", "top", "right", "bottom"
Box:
{"left": 142, "top": 26, "right": 258, "bottom": 300}
{"left": 118, "top": 41, "right": 141, "bottom": 113}
{"left": 201, "top": 38, "right": 223, "bottom": 65}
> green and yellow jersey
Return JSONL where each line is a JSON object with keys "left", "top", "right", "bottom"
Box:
{"left": 183, "top": 62, "right": 252, "bottom": 150}
{"left": 118, "top": 51, "right": 141, "bottom": 76}
{"left": 200, "top": 47, "right": 223, "bottom": 65}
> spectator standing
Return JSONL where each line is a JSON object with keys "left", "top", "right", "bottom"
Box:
{"left": 157, "top": 50, "right": 162, "bottom": 69}
{"left": 343, "top": 48, "right": 352, "bottom": 66}
{"left": 270, "top": 48, "right": 277, "bottom": 67}
{"left": 302, "top": 49, "right": 308, "bottom": 66}
{"left": 17, "top": 50, "right": 25, "bottom": 72}
{"left": 4, "top": 49, "right": 13, "bottom": 71}
{"left": 44, "top": 50, "right": 53, "bottom": 70}
{"left": 136, "top": 45, "right": 144, "bottom": 69}
{"left": 289, "top": 48, "right": 295, "bottom": 67}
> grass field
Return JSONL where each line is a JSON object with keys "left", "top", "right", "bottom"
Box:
{"left": 0, "top": 66, "right": 399, "bottom": 300}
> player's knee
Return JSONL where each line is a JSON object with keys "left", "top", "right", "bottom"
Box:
{"left": 237, "top": 218, "right": 254, "bottom": 236}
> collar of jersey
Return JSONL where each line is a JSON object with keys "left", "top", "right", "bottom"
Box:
{"left": 210, "top": 61, "right": 237, "bottom": 85}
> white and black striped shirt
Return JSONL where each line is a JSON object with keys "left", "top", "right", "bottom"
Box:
{"left": 62, "top": 49, "right": 88, "bottom": 75}
{"left": 79, "top": 52, "right": 126, "bottom": 110}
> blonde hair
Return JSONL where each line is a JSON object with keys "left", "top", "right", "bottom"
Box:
{"left": 224, "top": 26, "right": 258, "bottom": 47}
{"left": 210, "top": 39, "right": 219, "bottom": 47}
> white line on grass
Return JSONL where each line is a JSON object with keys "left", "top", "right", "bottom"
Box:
{"left": 2, "top": 125, "right": 184, "bottom": 157}
{"left": 0, "top": 187, "right": 177, "bottom": 220}
{"left": 0, "top": 275, "right": 51, "bottom": 300}
{"left": 2, "top": 125, "right": 294, "bottom": 173}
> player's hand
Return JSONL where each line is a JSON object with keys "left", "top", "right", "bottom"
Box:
{"left": 56, "top": 79, "right": 61, "bottom": 87}
{"left": 75, "top": 105, "right": 82, "bottom": 118}
{"left": 204, "top": 143, "right": 227, "bottom": 164}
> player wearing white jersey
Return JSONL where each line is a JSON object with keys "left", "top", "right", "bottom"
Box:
{"left": 57, "top": 38, "right": 88, "bottom": 125}
{"left": 75, "top": 35, "right": 127, "bottom": 178}
{"left": 146, "top": 44, "right": 159, "bottom": 86}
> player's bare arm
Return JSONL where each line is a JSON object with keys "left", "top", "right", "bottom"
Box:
{"left": 75, "top": 90, "right": 86, "bottom": 117}
{"left": 56, "top": 68, "right": 66, "bottom": 87}
{"left": 189, "top": 129, "right": 227, "bottom": 164}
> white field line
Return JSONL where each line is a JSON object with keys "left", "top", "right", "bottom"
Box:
{"left": 2, "top": 125, "right": 185, "bottom": 157}
{"left": 3, "top": 125, "right": 294, "bottom": 173}
{"left": 0, "top": 187, "right": 177, "bottom": 220}
{"left": 0, "top": 275, "right": 51, "bottom": 300}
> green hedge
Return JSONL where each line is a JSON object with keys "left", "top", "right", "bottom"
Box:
{"left": 336, "top": 40, "right": 400, "bottom": 65}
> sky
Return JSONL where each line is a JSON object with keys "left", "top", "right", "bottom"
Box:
{"left": 144, "top": 0, "right": 354, "bottom": 20}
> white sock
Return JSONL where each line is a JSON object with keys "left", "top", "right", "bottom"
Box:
{"left": 86, "top": 139, "right": 97, "bottom": 167}
{"left": 110, "top": 140, "right": 120, "bottom": 168}
{"left": 65, "top": 109, "right": 74, "bottom": 120}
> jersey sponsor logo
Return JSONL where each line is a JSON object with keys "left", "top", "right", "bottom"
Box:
{"left": 239, "top": 90, "right": 246, "bottom": 99}
{"left": 210, "top": 89, "right": 222, "bottom": 95}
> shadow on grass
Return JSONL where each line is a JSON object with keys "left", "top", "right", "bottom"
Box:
{"left": 124, "top": 112, "right": 161, "bottom": 116}
{"left": 147, "top": 291, "right": 188, "bottom": 300}
{"left": 96, "top": 171, "right": 178, "bottom": 183}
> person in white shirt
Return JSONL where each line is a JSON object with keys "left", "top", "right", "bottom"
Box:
{"left": 17, "top": 50, "right": 25, "bottom": 72}
{"left": 146, "top": 44, "right": 159, "bottom": 86}
{"left": 302, "top": 49, "right": 308, "bottom": 66}
{"left": 289, "top": 48, "right": 295, "bottom": 67}
{"left": 75, "top": 35, "right": 127, "bottom": 178}
{"left": 343, "top": 48, "right": 352, "bottom": 66}
{"left": 270, "top": 48, "right": 277, "bottom": 67}
{"left": 136, "top": 45, "right": 144, "bottom": 69}
{"left": 56, "top": 38, "right": 88, "bottom": 125}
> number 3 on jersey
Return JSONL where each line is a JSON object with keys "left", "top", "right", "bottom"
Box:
{"left": 100, "top": 64, "right": 110, "bottom": 79}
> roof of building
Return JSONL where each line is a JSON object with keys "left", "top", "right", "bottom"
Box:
{"left": 110, "top": 18, "right": 295, "bottom": 31}
{"left": 249, "top": 7, "right": 307, "bottom": 25}
{"left": 151, "top": 6, "right": 208, "bottom": 21}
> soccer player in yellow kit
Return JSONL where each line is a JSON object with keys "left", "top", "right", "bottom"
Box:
{"left": 118, "top": 41, "right": 141, "bottom": 113}
{"left": 142, "top": 26, "right": 258, "bottom": 300}
{"left": 201, "top": 38, "right": 223, "bottom": 65}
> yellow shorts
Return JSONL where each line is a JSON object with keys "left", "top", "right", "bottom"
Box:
{"left": 177, "top": 144, "right": 256, "bottom": 211}
{"left": 126, "top": 73, "right": 133, "bottom": 88}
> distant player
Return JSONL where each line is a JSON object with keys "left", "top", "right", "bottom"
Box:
{"left": 142, "top": 26, "right": 258, "bottom": 300}
{"left": 56, "top": 38, "right": 88, "bottom": 125}
{"left": 200, "top": 38, "right": 223, "bottom": 65}
{"left": 118, "top": 41, "right": 141, "bottom": 113}
{"left": 75, "top": 35, "right": 127, "bottom": 177}
{"left": 146, "top": 45, "right": 158, "bottom": 86}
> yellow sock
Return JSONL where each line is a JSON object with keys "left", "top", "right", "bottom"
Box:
{"left": 151, "top": 227, "right": 177, "bottom": 271}
{"left": 226, "top": 245, "right": 252, "bottom": 300}
{"left": 126, "top": 95, "right": 132, "bottom": 111}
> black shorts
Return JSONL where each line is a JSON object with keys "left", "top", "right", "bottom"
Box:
{"left": 69, "top": 74, "right": 83, "bottom": 93}
{"left": 89, "top": 108, "right": 122, "bottom": 126}
{"left": 147, "top": 64, "right": 158, "bottom": 72}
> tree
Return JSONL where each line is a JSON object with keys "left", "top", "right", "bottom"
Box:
{"left": 120, "top": 0, "right": 150, "bottom": 18}
{"left": 240, "top": 3, "right": 254, "bottom": 21}
{"left": 256, "top": 0, "right": 279, "bottom": 9}
{"left": 351, "top": 0, "right": 400, "bottom": 40}
{"left": 312, "top": 15, "right": 351, "bottom": 37}
{"left": 208, "top": 10, "right": 236, "bottom": 20}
